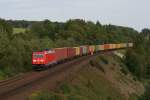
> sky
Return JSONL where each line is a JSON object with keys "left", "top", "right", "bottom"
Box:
{"left": 0, "top": 0, "right": 150, "bottom": 31}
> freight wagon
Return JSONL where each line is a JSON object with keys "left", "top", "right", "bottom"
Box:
{"left": 74, "top": 47, "right": 80, "bottom": 56}
{"left": 89, "top": 45, "right": 95, "bottom": 55}
{"left": 128, "top": 43, "right": 133, "bottom": 47}
{"left": 104, "top": 44, "right": 110, "bottom": 50}
{"left": 67, "top": 47, "right": 76, "bottom": 58}
{"left": 95, "top": 45, "right": 100, "bottom": 52}
{"left": 55, "top": 48, "right": 67, "bottom": 62}
{"left": 99, "top": 45, "right": 104, "bottom": 51}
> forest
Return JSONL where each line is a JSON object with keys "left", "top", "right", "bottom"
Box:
{"left": 0, "top": 18, "right": 150, "bottom": 99}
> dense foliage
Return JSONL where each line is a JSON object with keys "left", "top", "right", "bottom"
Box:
{"left": 139, "top": 84, "right": 150, "bottom": 100}
{"left": 124, "top": 29, "right": 150, "bottom": 80}
{"left": 0, "top": 18, "right": 143, "bottom": 79}
{"left": 123, "top": 28, "right": 150, "bottom": 100}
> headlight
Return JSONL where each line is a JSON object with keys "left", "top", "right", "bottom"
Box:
{"left": 40, "top": 59, "right": 44, "bottom": 62}
{"left": 33, "top": 60, "right": 36, "bottom": 62}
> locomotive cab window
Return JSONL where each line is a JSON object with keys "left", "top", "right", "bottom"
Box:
{"left": 33, "top": 54, "right": 44, "bottom": 58}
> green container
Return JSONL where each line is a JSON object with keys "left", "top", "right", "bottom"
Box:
{"left": 81, "top": 46, "right": 87, "bottom": 54}
{"left": 95, "top": 45, "right": 99, "bottom": 52}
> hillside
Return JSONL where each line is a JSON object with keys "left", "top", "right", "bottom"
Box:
{"left": 29, "top": 52, "right": 144, "bottom": 100}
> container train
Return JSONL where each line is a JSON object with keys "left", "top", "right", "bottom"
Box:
{"left": 32, "top": 43, "right": 133, "bottom": 69}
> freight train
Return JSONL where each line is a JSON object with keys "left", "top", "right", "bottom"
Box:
{"left": 32, "top": 43, "right": 133, "bottom": 70}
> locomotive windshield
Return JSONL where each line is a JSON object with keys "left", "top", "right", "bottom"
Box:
{"left": 33, "top": 54, "right": 43, "bottom": 58}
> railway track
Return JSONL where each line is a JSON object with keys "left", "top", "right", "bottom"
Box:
{"left": 0, "top": 54, "right": 100, "bottom": 100}
{"left": 0, "top": 72, "right": 37, "bottom": 86}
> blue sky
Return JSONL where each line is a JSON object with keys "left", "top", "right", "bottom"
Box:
{"left": 0, "top": 0, "right": 150, "bottom": 31}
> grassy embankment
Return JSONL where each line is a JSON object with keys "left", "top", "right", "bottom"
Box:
{"left": 29, "top": 54, "right": 144, "bottom": 100}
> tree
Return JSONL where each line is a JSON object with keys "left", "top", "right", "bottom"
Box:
{"left": 141, "top": 28, "right": 150, "bottom": 40}
{"left": 139, "top": 85, "right": 150, "bottom": 100}
{"left": 124, "top": 29, "right": 150, "bottom": 80}
{"left": 30, "top": 20, "right": 56, "bottom": 40}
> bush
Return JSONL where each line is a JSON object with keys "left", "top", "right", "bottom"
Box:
{"left": 119, "top": 63, "right": 129, "bottom": 75}
{"left": 100, "top": 56, "right": 109, "bottom": 64}
{"left": 89, "top": 59, "right": 105, "bottom": 73}
{"left": 59, "top": 83, "right": 71, "bottom": 94}
{"left": 29, "top": 91, "right": 64, "bottom": 100}
{"left": 121, "top": 68, "right": 128, "bottom": 75}
{"left": 0, "top": 70, "right": 5, "bottom": 80}
{"left": 139, "top": 85, "right": 150, "bottom": 100}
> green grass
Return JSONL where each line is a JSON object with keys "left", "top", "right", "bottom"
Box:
{"left": 29, "top": 90, "right": 65, "bottom": 100}
{"left": 128, "top": 94, "right": 139, "bottom": 100}
{"left": 99, "top": 56, "right": 109, "bottom": 64}
{"left": 13, "top": 28, "right": 26, "bottom": 34}
{"left": 0, "top": 70, "right": 5, "bottom": 80}
{"left": 116, "top": 50, "right": 126, "bottom": 55}
{"left": 30, "top": 70, "right": 124, "bottom": 100}
{"left": 29, "top": 65, "right": 125, "bottom": 100}
{"left": 0, "top": 67, "right": 20, "bottom": 80}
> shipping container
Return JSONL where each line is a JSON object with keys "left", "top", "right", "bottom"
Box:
{"left": 109, "top": 44, "right": 113, "bottom": 49}
{"left": 119, "top": 44, "right": 122, "bottom": 48}
{"left": 104, "top": 44, "right": 110, "bottom": 50}
{"left": 120, "top": 43, "right": 123, "bottom": 48}
{"left": 95, "top": 45, "right": 99, "bottom": 52}
{"left": 128, "top": 43, "right": 133, "bottom": 47}
{"left": 112, "top": 44, "right": 116, "bottom": 49}
{"left": 80, "top": 47, "right": 83, "bottom": 56}
{"left": 81, "top": 46, "right": 88, "bottom": 55}
{"left": 122, "top": 43, "right": 127, "bottom": 48}
{"left": 55, "top": 48, "right": 67, "bottom": 61}
{"left": 67, "top": 47, "right": 76, "bottom": 58}
{"left": 74, "top": 47, "right": 80, "bottom": 56}
{"left": 116, "top": 44, "right": 121, "bottom": 49}
{"left": 89, "top": 45, "right": 95, "bottom": 55}
{"left": 89, "top": 45, "right": 95, "bottom": 52}
{"left": 127, "top": 43, "right": 129, "bottom": 47}
{"left": 87, "top": 45, "right": 90, "bottom": 54}
{"left": 99, "top": 45, "right": 104, "bottom": 51}
{"left": 124, "top": 43, "right": 128, "bottom": 48}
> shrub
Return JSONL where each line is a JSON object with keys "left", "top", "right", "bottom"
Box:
{"left": 100, "top": 56, "right": 109, "bottom": 64}
{"left": 29, "top": 91, "right": 64, "bottom": 100}
{"left": 59, "top": 83, "right": 71, "bottom": 94}
{"left": 139, "top": 85, "right": 150, "bottom": 100}
{"left": 89, "top": 59, "right": 105, "bottom": 73}
{"left": 120, "top": 68, "right": 128, "bottom": 75}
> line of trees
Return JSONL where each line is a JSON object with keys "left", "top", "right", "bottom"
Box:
{"left": 0, "top": 18, "right": 144, "bottom": 79}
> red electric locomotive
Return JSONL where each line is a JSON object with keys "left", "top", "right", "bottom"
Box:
{"left": 32, "top": 47, "right": 76, "bottom": 70}
{"left": 32, "top": 49, "right": 56, "bottom": 69}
